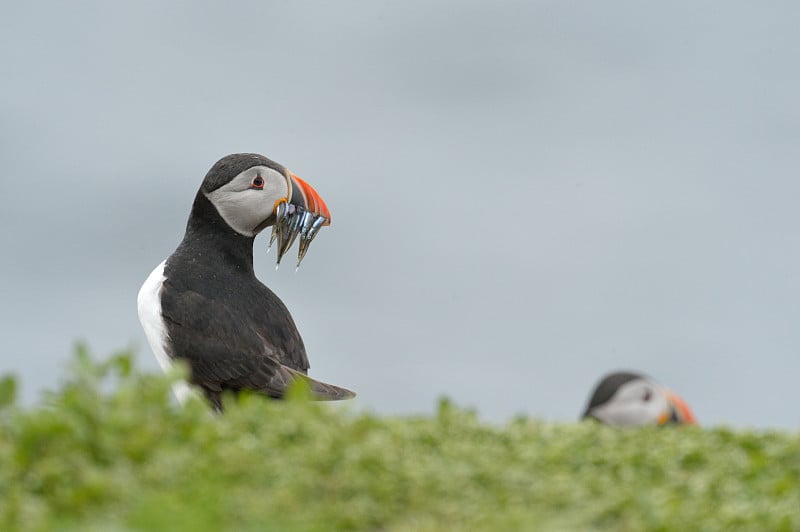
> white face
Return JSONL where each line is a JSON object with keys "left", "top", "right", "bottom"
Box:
{"left": 588, "top": 378, "right": 670, "bottom": 427}
{"left": 204, "top": 165, "right": 289, "bottom": 236}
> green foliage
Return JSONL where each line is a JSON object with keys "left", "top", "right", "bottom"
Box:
{"left": 1, "top": 348, "right": 798, "bottom": 531}
{"left": 0, "top": 375, "right": 16, "bottom": 409}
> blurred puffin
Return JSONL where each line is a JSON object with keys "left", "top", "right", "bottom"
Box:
{"left": 582, "top": 371, "right": 697, "bottom": 427}
{"left": 137, "top": 153, "right": 355, "bottom": 410}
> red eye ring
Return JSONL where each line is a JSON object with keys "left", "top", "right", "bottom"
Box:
{"left": 252, "top": 176, "right": 264, "bottom": 189}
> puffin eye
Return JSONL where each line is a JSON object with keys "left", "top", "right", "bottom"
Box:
{"left": 643, "top": 389, "right": 652, "bottom": 402}
{"left": 251, "top": 176, "right": 264, "bottom": 189}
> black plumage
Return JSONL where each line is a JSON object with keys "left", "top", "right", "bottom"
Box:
{"left": 581, "top": 371, "right": 641, "bottom": 417}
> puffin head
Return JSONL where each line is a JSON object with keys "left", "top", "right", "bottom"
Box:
{"left": 201, "top": 153, "right": 331, "bottom": 267}
{"left": 581, "top": 371, "right": 698, "bottom": 427}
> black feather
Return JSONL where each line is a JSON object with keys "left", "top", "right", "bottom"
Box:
{"left": 581, "top": 371, "right": 643, "bottom": 418}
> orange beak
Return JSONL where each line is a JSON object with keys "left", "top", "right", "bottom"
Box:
{"left": 661, "top": 390, "right": 698, "bottom": 425}
{"left": 269, "top": 170, "right": 332, "bottom": 268}
{"left": 288, "top": 172, "right": 331, "bottom": 224}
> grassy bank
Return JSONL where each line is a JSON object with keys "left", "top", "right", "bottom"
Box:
{"left": 1, "top": 348, "right": 798, "bottom": 530}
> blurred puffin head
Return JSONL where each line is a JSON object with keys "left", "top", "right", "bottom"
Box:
{"left": 582, "top": 371, "right": 697, "bottom": 427}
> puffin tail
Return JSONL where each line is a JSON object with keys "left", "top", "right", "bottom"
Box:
{"left": 269, "top": 365, "right": 356, "bottom": 401}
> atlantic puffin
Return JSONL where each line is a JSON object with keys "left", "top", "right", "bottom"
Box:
{"left": 582, "top": 371, "right": 697, "bottom": 426}
{"left": 137, "top": 153, "right": 355, "bottom": 410}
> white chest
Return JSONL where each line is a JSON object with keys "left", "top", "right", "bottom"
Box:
{"left": 136, "top": 260, "right": 194, "bottom": 404}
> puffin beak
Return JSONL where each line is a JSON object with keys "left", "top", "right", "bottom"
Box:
{"left": 288, "top": 173, "right": 332, "bottom": 223}
{"left": 659, "top": 390, "right": 698, "bottom": 426}
{"left": 268, "top": 171, "right": 332, "bottom": 269}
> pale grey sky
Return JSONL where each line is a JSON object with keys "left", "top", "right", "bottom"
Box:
{"left": 2, "top": 1, "right": 799, "bottom": 428}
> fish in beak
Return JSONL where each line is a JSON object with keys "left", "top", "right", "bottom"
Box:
{"left": 269, "top": 171, "right": 332, "bottom": 269}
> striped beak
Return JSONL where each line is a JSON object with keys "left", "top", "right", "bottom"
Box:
{"left": 268, "top": 171, "right": 332, "bottom": 269}
{"left": 658, "top": 390, "right": 698, "bottom": 425}
{"left": 289, "top": 173, "right": 331, "bottom": 223}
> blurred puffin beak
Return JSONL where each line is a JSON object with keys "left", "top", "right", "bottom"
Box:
{"left": 269, "top": 171, "right": 332, "bottom": 269}
{"left": 658, "top": 390, "right": 698, "bottom": 426}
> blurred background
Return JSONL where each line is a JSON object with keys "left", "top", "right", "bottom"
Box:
{"left": 1, "top": 1, "right": 798, "bottom": 428}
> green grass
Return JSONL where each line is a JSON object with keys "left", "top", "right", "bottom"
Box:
{"left": 1, "top": 347, "right": 798, "bottom": 531}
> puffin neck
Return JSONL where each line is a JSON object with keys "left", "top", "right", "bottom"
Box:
{"left": 179, "top": 191, "right": 256, "bottom": 274}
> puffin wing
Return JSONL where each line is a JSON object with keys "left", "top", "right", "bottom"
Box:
{"left": 160, "top": 289, "right": 355, "bottom": 405}
{"left": 246, "top": 282, "right": 312, "bottom": 373}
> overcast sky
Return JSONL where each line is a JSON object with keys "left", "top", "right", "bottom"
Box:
{"left": 2, "top": 1, "right": 799, "bottom": 428}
